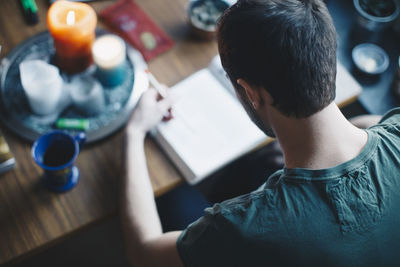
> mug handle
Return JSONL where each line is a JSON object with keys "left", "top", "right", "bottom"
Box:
{"left": 74, "top": 132, "right": 86, "bottom": 151}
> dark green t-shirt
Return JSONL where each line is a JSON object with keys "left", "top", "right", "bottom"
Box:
{"left": 177, "top": 108, "right": 400, "bottom": 267}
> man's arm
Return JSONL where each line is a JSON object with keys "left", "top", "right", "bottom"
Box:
{"left": 121, "top": 88, "right": 184, "bottom": 267}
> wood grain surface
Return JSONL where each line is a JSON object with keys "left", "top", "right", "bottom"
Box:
{"left": 0, "top": 0, "right": 218, "bottom": 264}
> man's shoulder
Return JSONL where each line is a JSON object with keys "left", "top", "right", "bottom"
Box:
{"left": 373, "top": 108, "right": 400, "bottom": 130}
{"left": 217, "top": 170, "right": 284, "bottom": 210}
{"left": 201, "top": 170, "right": 286, "bottom": 229}
{"left": 369, "top": 108, "right": 400, "bottom": 141}
{"left": 177, "top": 172, "right": 286, "bottom": 248}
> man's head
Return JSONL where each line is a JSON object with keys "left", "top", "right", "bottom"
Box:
{"left": 218, "top": 0, "right": 337, "bottom": 135}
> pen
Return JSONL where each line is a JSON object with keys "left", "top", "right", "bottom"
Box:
{"left": 145, "top": 69, "right": 173, "bottom": 120}
{"left": 21, "top": 0, "right": 39, "bottom": 25}
{"left": 145, "top": 69, "right": 168, "bottom": 98}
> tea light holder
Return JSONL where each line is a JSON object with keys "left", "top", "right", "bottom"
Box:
{"left": 92, "top": 35, "right": 127, "bottom": 87}
{"left": 69, "top": 76, "right": 105, "bottom": 116}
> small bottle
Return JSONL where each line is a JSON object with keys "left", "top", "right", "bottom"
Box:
{"left": 392, "top": 57, "right": 400, "bottom": 99}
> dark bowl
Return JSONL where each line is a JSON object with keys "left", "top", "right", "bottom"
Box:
{"left": 187, "top": 0, "right": 230, "bottom": 39}
{"left": 352, "top": 43, "right": 389, "bottom": 75}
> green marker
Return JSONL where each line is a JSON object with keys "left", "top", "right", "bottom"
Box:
{"left": 20, "top": 0, "right": 39, "bottom": 25}
{"left": 56, "top": 118, "right": 89, "bottom": 131}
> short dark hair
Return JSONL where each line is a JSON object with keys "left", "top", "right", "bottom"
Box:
{"left": 218, "top": 0, "right": 337, "bottom": 118}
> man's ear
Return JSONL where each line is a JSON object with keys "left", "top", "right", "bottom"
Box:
{"left": 237, "top": 79, "right": 263, "bottom": 109}
{"left": 237, "top": 79, "right": 274, "bottom": 109}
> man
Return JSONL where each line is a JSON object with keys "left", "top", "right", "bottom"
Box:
{"left": 121, "top": 0, "right": 400, "bottom": 266}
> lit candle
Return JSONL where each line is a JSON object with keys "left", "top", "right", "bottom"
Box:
{"left": 47, "top": 0, "right": 97, "bottom": 74}
{"left": 92, "top": 35, "right": 127, "bottom": 87}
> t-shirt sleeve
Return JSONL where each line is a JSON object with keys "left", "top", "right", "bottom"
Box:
{"left": 378, "top": 107, "right": 400, "bottom": 126}
{"left": 368, "top": 108, "right": 400, "bottom": 143}
{"left": 176, "top": 204, "right": 226, "bottom": 267}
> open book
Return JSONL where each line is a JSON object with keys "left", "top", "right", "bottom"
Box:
{"left": 153, "top": 56, "right": 362, "bottom": 184}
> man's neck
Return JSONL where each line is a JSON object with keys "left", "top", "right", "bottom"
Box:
{"left": 270, "top": 103, "right": 368, "bottom": 170}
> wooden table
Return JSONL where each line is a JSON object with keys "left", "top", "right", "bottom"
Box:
{"left": 0, "top": 0, "right": 218, "bottom": 264}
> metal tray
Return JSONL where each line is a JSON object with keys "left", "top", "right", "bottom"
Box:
{"left": 0, "top": 31, "right": 148, "bottom": 143}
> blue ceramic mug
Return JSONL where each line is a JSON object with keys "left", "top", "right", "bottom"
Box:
{"left": 32, "top": 131, "right": 86, "bottom": 192}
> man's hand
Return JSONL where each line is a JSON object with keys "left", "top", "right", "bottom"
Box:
{"left": 128, "top": 87, "right": 173, "bottom": 135}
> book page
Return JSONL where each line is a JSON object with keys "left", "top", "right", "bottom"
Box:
{"left": 335, "top": 62, "right": 362, "bottom": 105}
{"left": 208, "top": 56, "right": 236, "bottom": 96}
{"left": 156, "top": 69, "right": 266, "bottom": 182}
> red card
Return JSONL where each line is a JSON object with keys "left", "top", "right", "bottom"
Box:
{"left": 100, "top": 0, "right": 174, "bottom": 61}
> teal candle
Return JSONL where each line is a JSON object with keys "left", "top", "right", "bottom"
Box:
{"left": 95, "top": 60, "right": 127, "bottom": 87}
{"left": 92, "top": 34, "right": 126, "bottom": 87}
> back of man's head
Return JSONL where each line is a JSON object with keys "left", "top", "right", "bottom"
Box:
{"left": 218, "top": 0, "right": 337, "bottom": 118}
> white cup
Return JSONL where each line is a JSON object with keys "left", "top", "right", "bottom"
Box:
{"left": 19, "top": 60, "right": 63, "bottom": 116}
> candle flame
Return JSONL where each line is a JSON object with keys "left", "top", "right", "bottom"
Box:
{"left": 66, "top": 11, "right": 75, "bottom": 26}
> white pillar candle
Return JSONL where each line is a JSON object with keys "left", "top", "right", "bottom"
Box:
{"left": 19, "top": 60, "right": 63, "bottom": 116}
